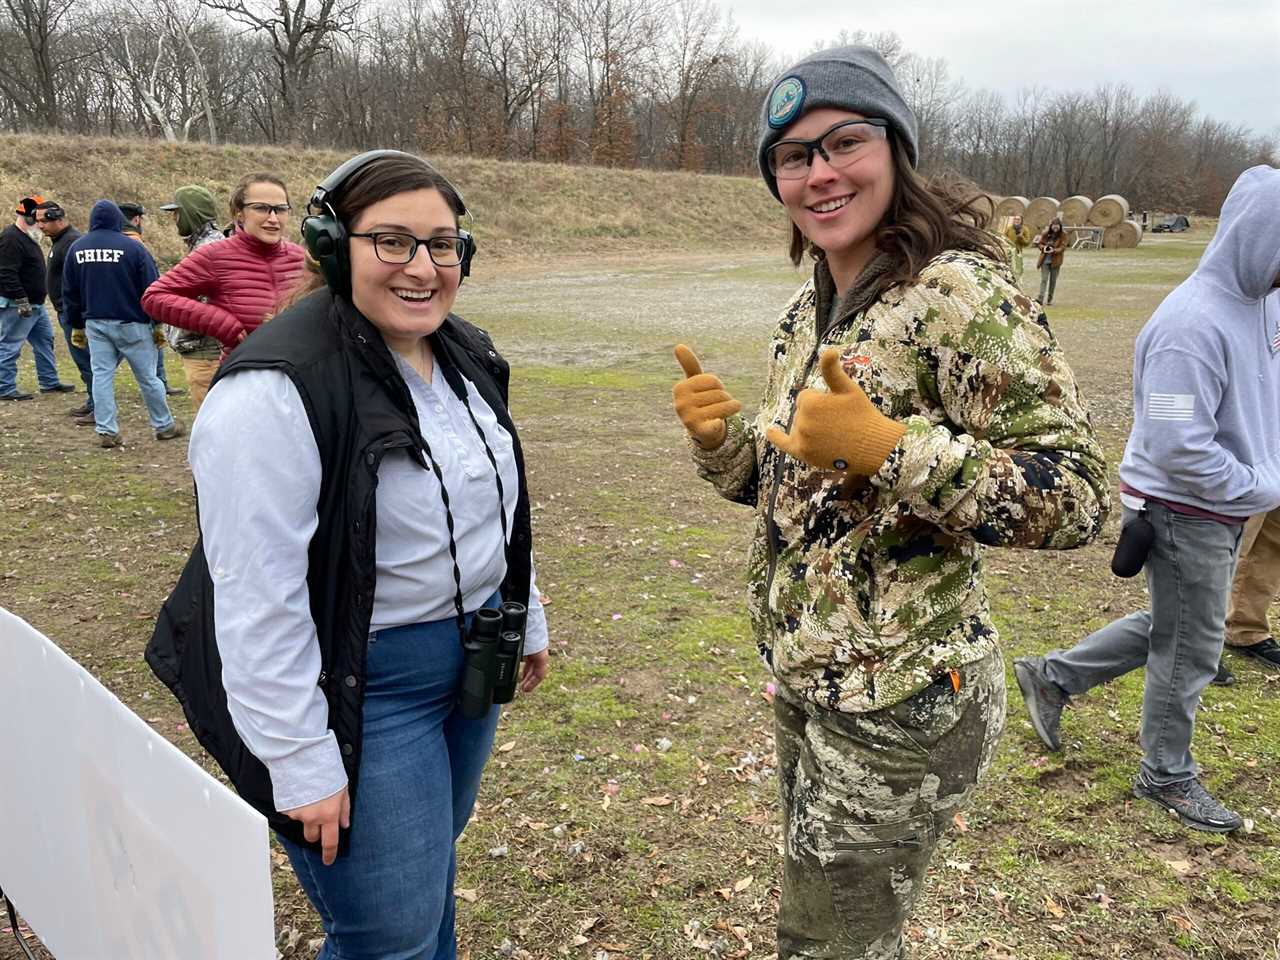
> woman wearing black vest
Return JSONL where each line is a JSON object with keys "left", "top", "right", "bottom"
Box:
{"left": 148, "top": 151, "right": 549, "bottom": 960}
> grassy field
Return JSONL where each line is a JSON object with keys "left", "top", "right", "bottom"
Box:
{"left": 1, "top": 217, "right": 1278, "bottom": 960}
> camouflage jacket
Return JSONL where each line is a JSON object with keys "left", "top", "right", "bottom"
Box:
{"left": 691, "top": 249, "right": 1109, "bottom": 713}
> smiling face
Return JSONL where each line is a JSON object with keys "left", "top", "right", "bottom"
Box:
{"left": 348, "top": 188, "right": 462, "bottom": 352}
{"left": 775, "top": 107, "right": 895, "bottom": 288}
{"left": 237, "top": 181, "right": 290, "bottom": 244}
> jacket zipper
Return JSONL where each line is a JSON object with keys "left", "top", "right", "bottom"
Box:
{"left": 833, "top": 834, "right": 924, "bottom": 851}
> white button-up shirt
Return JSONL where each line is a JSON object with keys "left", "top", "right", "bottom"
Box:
{"left": 190, "top": 359, "right": 547, "bottom": 812}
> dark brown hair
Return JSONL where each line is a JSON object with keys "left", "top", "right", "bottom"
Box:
{"left": 788, "top": 136, "right": 1003, "bottom": 302}
{"left": 230, "top": 172, "right": 290, "bottom": 217}
{"left": 283, "top": 153, "right": 468, "bottom": 306}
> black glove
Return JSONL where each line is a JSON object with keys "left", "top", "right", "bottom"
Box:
{"left": 16, "top": 297, "right": 31, "bottom": 317}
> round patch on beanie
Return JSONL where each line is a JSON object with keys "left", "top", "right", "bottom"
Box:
{"left": 767, "top": 77, "right": 805, "bottom": 129}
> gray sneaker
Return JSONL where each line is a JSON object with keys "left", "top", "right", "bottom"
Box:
{"left": 155, "top": 421, "right": 185, "bottom": 441}
{"left": 1133, "top": 775, "right": 1243, "bottom": 833}
{"left": 1013, "top": 655, "right": 1068, "bottom": 752}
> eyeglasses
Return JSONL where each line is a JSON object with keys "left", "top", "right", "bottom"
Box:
{"left": 766, "top": 119, "right": 889, "bottom": 179}
{"left": 242, "top": 202, "right": 292, "bottom": 217}
{"left": 349, "top": 231, "right": 471, "bottom": 268}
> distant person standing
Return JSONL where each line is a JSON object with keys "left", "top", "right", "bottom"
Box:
{"left": 63, "top": 200, "right": 182, "bottom": 448}
{"left": 1003, "top": 214, "right": 1032, "bottom": 285}
{"left": 154, "top": 186, "right": 225, "bottom": 410}
{"left": 118, "top": 199, "right": 184, "bottom": 398}
{"left": 0, "top": 196, "right": 73, "bottom": 400}
{"left": 1015, "top": 166, "right": 1280, "bottom": 834}
{"left": 35, "top": 200, "right": 92, "bottom": 419}
{"left": 143, "top": 172, "right": 306, "bottom": 365}
{"left": 1035, "top": 217, "right": 1067, "bottom": 305}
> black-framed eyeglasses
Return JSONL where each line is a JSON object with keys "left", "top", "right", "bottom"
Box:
{"left": 242, "top": 202, "right": 292, "bottom": 216}
{"left": 766, "top": 119, "right": 889, "bottom": 179}
{"left": 349, "top": 231, "right": 471, "bottom": 268}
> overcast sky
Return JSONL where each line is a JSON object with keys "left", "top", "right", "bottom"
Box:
{"left": 722, "top": 0, "right": 1280, "bottom": 137}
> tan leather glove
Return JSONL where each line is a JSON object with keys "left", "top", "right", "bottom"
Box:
{"left": 71, "top": 329, "right": 88, "bottom": 350}
{"left": 766, "top": 350, "right": 906, "bottom": 475}
{"left": 672, "top": 344, "right": 741, "bottom": 449}
{"left": 152, "top": 325, "right": 166, "bottom": 347}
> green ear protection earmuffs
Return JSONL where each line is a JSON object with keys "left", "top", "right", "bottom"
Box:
{"left": 301, "top": 149, "right": 476, "bottom": 298}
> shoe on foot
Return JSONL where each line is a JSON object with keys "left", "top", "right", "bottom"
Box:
{"left": 99, "top": 432, "right": 124, "bottom": 448}
{"left": 0, "top": 391, "right": 33, "bottom": 401}
{"left": 40, "top": 383, "right": 75, "bottom": 393}
{"left": 74, "top": 412, "right": 97, "bottom": 426}
{"left": 155, "top": 421, "right": 185, "bottom": 441}
{"left": 1014, "top": 655, "right": 1068, "bottom": 752}
{"left": 67, "top": 400, "right": 92, "bottom": 416}
{"left": 164, "top": 386, "right": 186, "bottom": 397}
{"left": 1233, "top": 636, "right": 1280, "bottom": 670}
{"left": 1211, "top": 660, "right": 1235, "bottom": 686}
{"left": 1132, "top": 775, "right": 1243, "bottom": 833}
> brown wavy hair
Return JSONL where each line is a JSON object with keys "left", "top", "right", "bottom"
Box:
{"left": 788, "top": 136, "right": 1004, "bottom": 301}
{"left": 229, "top": 172, "right": 290, "bottom": 219}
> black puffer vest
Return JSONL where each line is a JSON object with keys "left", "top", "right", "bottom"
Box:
{"left": 146, "top": 288, "right": 533, "bottom": 852}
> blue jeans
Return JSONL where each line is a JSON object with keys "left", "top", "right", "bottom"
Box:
{"left": 0, "top": 302, "right": 61, "bottom": 393}
{"left": 1044, "top": 504, "right": 1244, "bottom": 785}
{"left": 279, "top": 599, "right": 502, "bottom": 960}
{"left": 86, "top": 319, "right": 174, "bottom": 435}
{"left": 57, "top": 314, "right": 94, "bottom": 401}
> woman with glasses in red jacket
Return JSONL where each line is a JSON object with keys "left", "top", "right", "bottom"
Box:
{"left": 143, "top": 172, "right": 306, "bottom": 361}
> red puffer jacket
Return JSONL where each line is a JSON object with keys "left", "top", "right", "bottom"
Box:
{"left": 142, "top": 230, "right": 306, "bottom": 359}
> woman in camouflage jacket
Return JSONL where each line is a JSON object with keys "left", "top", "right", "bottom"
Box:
{"left": 672, "top": 46, "right": 1109, "bottom": 959}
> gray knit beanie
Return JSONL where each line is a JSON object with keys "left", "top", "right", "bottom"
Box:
{"left": 757, "top": 45, "right": 919, "bottom": 201}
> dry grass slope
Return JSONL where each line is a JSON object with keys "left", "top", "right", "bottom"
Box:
{"left": 0, "top": 134, "right": 787, "bottom": 267}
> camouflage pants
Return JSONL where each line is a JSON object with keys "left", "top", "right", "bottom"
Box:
{"left": 774, "top": 650, "right": 1006, "bottom": 959}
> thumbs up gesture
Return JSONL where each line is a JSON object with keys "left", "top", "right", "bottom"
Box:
{"left": 765, "top": 350, "right": 906, "bottom": 475}
{"left": 672, "top": 344, "right": 741, "bottom": 449}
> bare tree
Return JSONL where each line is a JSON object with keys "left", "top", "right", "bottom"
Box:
{"left": 0, "top": 0, "right": 77, "bottom": 127}
{"left": 661, "top": 0, "right": 735, "bottom": 169}
{"left": 197, "top": 0, "right": 360, "bottom": 142}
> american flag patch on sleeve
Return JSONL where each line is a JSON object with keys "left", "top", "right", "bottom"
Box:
{"left": 1147, "top": 393, "right": 1195, "bottom": 421}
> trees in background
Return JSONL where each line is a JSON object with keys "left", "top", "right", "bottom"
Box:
{"left": 0, "top": 0, "right": 1272, "bottom": 213}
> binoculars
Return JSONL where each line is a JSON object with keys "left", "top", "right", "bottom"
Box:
{"left": 458, "top": 601, "right": 527, "bottom": 719}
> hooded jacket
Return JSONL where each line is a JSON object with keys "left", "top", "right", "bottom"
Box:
{"left": 691, "top": 248, "right": 1108, "bottom": 712}
{"left": 61, "top": 200, "right": 159, "bottom": 330}
{"left": 142, "top": 222, "right": 306, "bottom": 359}
{"left": 1119, "top": 165, "right": 1280, "bottom": 518}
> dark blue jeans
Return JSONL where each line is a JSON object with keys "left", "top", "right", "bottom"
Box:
{"left": 279, "top": 599, "right": 502, "bottom": 960}
{"left": 57, "top": 313, "right": 94, "bottom": 401}
{"left": 1044, "top": 504, "right": 1244, "bottom": 785}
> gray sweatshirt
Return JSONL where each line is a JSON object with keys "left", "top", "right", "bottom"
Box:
{"left": 1119, "top": 164, "right": 1280, "bottom": 517}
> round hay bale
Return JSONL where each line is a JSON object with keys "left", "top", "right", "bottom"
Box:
{"left": 1089, "top": 194, "right": 1130, "bottom": 227}
{"left": 1024, "top": 196, "right": 1059, "bottom": 231}
{"left": 1059, "top": 195, "right": 1094, "bottom": 226}
{"left": 1103, "top": 219, "right": 1142, "bottom": 249}
{"left": 995, "top": 195, "right": 1028, "bottom": 219}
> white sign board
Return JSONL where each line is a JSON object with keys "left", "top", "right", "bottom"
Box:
{"left": 0, "top": 607, "right": 275, "bottom": 960}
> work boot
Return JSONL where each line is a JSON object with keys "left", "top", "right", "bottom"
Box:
{"left": 40, "top": 383, "right": 75, "bottom": 393}
{"left": 67, "top": 400, "right": 92, "bottom": 416}
{"left": 0, "top": 391, "right": 33, "bottom": 401}
{"left": 155, "top": 421, "right": 185, "bottom": 441}
{"left": 74, "top": 411, "right": 97, "bottom": 426}
{"left": 1133, "top": 775, "right": 1243, "bottom": 833}
{"left": 1233, "top": 637, "right": 1280, "bottom": 671}
{"left": 99, "top": 432, "right": 124, "bottom": 448}
{"left": 1014, "top": 655, "right": 1068, "bottom": 752}
{"left": 165, "top": 386, "right": 186, "bottom": 397}
{"left": 1211, "top": 660, "right": 1235, "bottom": 686}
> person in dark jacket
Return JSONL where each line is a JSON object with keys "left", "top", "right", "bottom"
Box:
{"left": 63, "top": 200, "right": 181, "bottom": 447}
{"left": 36, "top": 200, "right": 92, "bottom": 418}
{"left": 0, "top": 195, "right": 73, "bottom": 400}
{"left": 116, "top": 199, "right": 183, "bottom": 398}
{"left": 149, "top": 151, "right": 550, "bottom": 960}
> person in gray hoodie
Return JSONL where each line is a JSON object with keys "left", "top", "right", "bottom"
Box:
{"left": 1014, "top": 165, "right": 1280, "bottom": 834}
